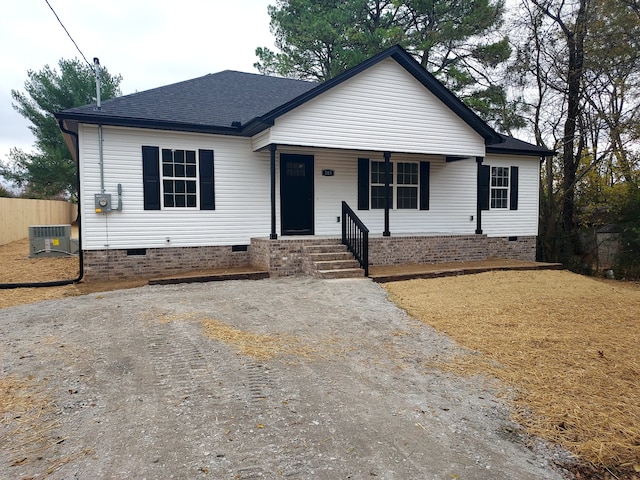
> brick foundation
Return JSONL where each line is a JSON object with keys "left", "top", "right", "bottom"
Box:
{"left": 486, "top": 236, "right": 536, "bottom": 262}
{"left": 369, "top": 234, "right": 489, "bottom": 266}
{"left": 82, "top": 245, "right": 251, "bottom": 281}
{"left": 81, "top": 234, "right": 537, "bottom": 280}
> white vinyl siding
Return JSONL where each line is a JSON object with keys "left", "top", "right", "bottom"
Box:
{"left": 78, "top": 126, "right": 539, "bottom": 249}
{"left": 482, "top": 155, "right": 540, "bottom": 237}
{"left": 253, "top": 58, "right": 485, "bottom": 157}
{"left": 278, "top": 147, "right": 478, "bottom": 236}
{"left": 79, "top": 125, "right": 271, "bottom": 249}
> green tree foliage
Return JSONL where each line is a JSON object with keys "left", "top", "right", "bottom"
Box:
{"left": 0, "top": 184, "right": 14, "bottom": 198}
{"left": 0, "top": 58, "right": 122, "bottom": 199}
{"left": 255, "top": 0, "right": 521, "bottom": 130}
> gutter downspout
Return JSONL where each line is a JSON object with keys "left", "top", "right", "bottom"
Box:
{"left": 383, "top": 151, "right": 391, "bottom": 237}
{"left": 0, "top": 121, "right": 84, "bottom": 289}
{"left": 476, "top": 156, "right": 484, "bottom": 235}
{"left": 270, "top": 144, "right": 278, "bottom": 240}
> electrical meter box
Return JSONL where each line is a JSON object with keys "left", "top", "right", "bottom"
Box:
{"left": 95, "top": 193, "right": 112, "bottom": 213}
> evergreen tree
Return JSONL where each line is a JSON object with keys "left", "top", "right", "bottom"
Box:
{"left": 1, "top": 58, "right": 122, "bottom": 199}
{"left": 255, "top": 0, "right": 519, "bottom": 129}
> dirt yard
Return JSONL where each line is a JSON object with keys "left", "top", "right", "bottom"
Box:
{"left": 0, "top": 237, "right": 146, "bottom": 309}
{"left": 1, "top": 277, "right": 569, "bottom": 480}
{"left": 1, "top": 237, "right": 639, "bottom": 478}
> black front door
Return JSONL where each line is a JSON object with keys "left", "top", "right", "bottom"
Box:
{"left": 281, "top": 154, "right": 314, "bottom": 235}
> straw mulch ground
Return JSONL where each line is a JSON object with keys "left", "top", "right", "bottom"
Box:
{"left": 0, "top": 373, "right": 94, "bottom": 474}
{"left": 155, "top": 311, "right": 316, "bottom": 361}
{"left": 384, "top": 270, "right": 640, "bottom": 479}
{"left": 0, "top": 375, "right": 59, "bottom": 469}
{"left": 0, "top": 237, "right": 146, "bottom": 310}
{"left": 0, "top": 237, "right": 79, "bottom": 283}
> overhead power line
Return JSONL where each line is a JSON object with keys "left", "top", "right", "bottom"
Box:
{"left": 44, "top": 0, "right": 92, "bottom": 68}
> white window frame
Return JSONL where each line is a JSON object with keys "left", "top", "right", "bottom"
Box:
{"left": 370, "top": 160, "right": 420, "bottom": 210}
{"left": 396, "top": 162, "right": 419, "bottom": 209}
{"left": 160, "top": 148, "right": 199, "bottom": 209}
{"left": 371, "top": 160, "right": 393, "bottom": 209}
{"left": 490, "top": 166, "right": 509, "bottom": 209}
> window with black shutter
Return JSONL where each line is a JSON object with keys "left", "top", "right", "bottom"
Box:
{"left": 481, "top": 164, "right": 519, "bottom": 210}
{"left": 141, "top": 146, "right": 214, "bottom": 210}
{"left": 357, "top": 158, "right": 427, "bottom": 210}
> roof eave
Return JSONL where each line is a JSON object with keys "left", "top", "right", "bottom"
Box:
{"left": 54, "top": 112, "right": 245, "bottom": 136}
{"left": 486, "top": 146, "right": 557, "bottom": 157}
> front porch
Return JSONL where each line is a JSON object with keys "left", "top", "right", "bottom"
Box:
{"left": 249, "top": 232, "right": 538, "bottom": 278}
{"left": 81, "top": 230, "right": 538, "bottom": 282}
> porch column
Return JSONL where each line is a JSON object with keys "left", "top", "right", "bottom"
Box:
{"left": 475, "top": 156, "right": 483, "bottom": 234}
{"left": 383, "top": 151, "right": 391, "bottom": 236}
{"left": 270, "top": 144, "right": 278, "bottom": 240}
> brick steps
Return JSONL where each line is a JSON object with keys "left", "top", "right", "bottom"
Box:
{"left": 307, "top": 251, "right": 355, "bottom": 262}
{"left": 315, "top": 268, "right": 365, "bottom": 279}
{"left": 303, "top": 242, "right": 365, "bottom": 279}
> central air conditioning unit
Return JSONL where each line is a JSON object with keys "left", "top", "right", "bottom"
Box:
{"left": 28, "top": 224, "right": 75, "bottom": 258}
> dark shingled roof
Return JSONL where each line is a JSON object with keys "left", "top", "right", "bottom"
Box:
{"left": 57, "top": 45, "right": 553, "bottom": 157}
{"left": 487, "top": 134, "right": 555, "bottom": 157}
{"left": 59, "top": 70, "right": 318, "bottom": 131}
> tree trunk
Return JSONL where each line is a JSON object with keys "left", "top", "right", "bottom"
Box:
{"left": 561, "top": 0, "right": 588, "bottom": 234}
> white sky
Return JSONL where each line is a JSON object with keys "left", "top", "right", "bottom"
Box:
{"left": 0, "top": 0, "right": 275, "bottom": 164}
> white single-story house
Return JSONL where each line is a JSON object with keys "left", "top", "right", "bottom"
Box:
{"left": 56, "top": 45, "right": 554, "bottom": 280}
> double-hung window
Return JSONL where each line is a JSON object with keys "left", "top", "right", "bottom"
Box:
{"left": 490, "top": 166, "right": 509, "bottom": 209}
{"left": 371, "top": 161, "right": 393, "bottom": 209}
{"left": 162, "top": 149, "right": 198, "bottom": 208}
{"left": 480, "top": 164, "right": 518, "bottom": 211}
{"left": 141, "top": 146, "right": 215, "bottom": 211}
{"left": 358, "top": 158, "right": 429, "bottom": 211}
{"left": 396, "top": 162, "right": 418, "bottom": 209}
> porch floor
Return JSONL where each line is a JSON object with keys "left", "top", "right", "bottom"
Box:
{"left": 148, "top": 267, "right": 269, "bottom": 286}
{"left": 147, "top": 258, "right": 563, "bottom": 286}
{"left": 368, "top": 258, "right": 563, "bottom": 283}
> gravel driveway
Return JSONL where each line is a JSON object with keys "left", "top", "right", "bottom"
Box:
{"left": 0, "top": 277, "right": 568, "bottom": 479}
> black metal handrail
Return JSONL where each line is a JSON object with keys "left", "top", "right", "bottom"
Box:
{"left": 341, "top": 201, "right": 369, "bottom": 276}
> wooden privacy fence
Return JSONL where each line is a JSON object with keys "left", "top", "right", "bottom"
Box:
{"left": 0, "top": 198, "right": 77, "bottom": 246}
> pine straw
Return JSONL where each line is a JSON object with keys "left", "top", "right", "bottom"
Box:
{"left": 0, "top": 237, "right": 80, "bottom": 310}
{"left": 155, "top": 312, "right": 315, "bottom": 361}
{"left": 0, "top": 375, "right": 59, "bottom": 467}
{"left": 384, "top": 270, "right": 640, "bottom": 471}
{"left": 0, "top": 375, "right": 50, "bottom": 420}
{"left": 201, "top": 319, "right": 316, "bottom": 361}
{"left": 0, "top": 238, "right": 78, "bottom": 283}
{"left": 0, "top": 237, "right": 148, "bottom": 310}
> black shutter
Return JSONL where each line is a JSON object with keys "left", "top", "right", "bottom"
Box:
{"left": 479, "top": 164, "right": 490, "bottom": 211}
{"left": 357, "top": 158, "right": 369, "bottom": 210}
{"left": 142, "top": 146, "right": 160, "bottom": 210}
{"left": 419, "top": 161, "right": 430, "bottom": 210}
{"left": 199, "top": 149, "right": 215, "bottom": 210}
{"left": 510, "top": 166, "right": 519, "bottom": 210}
